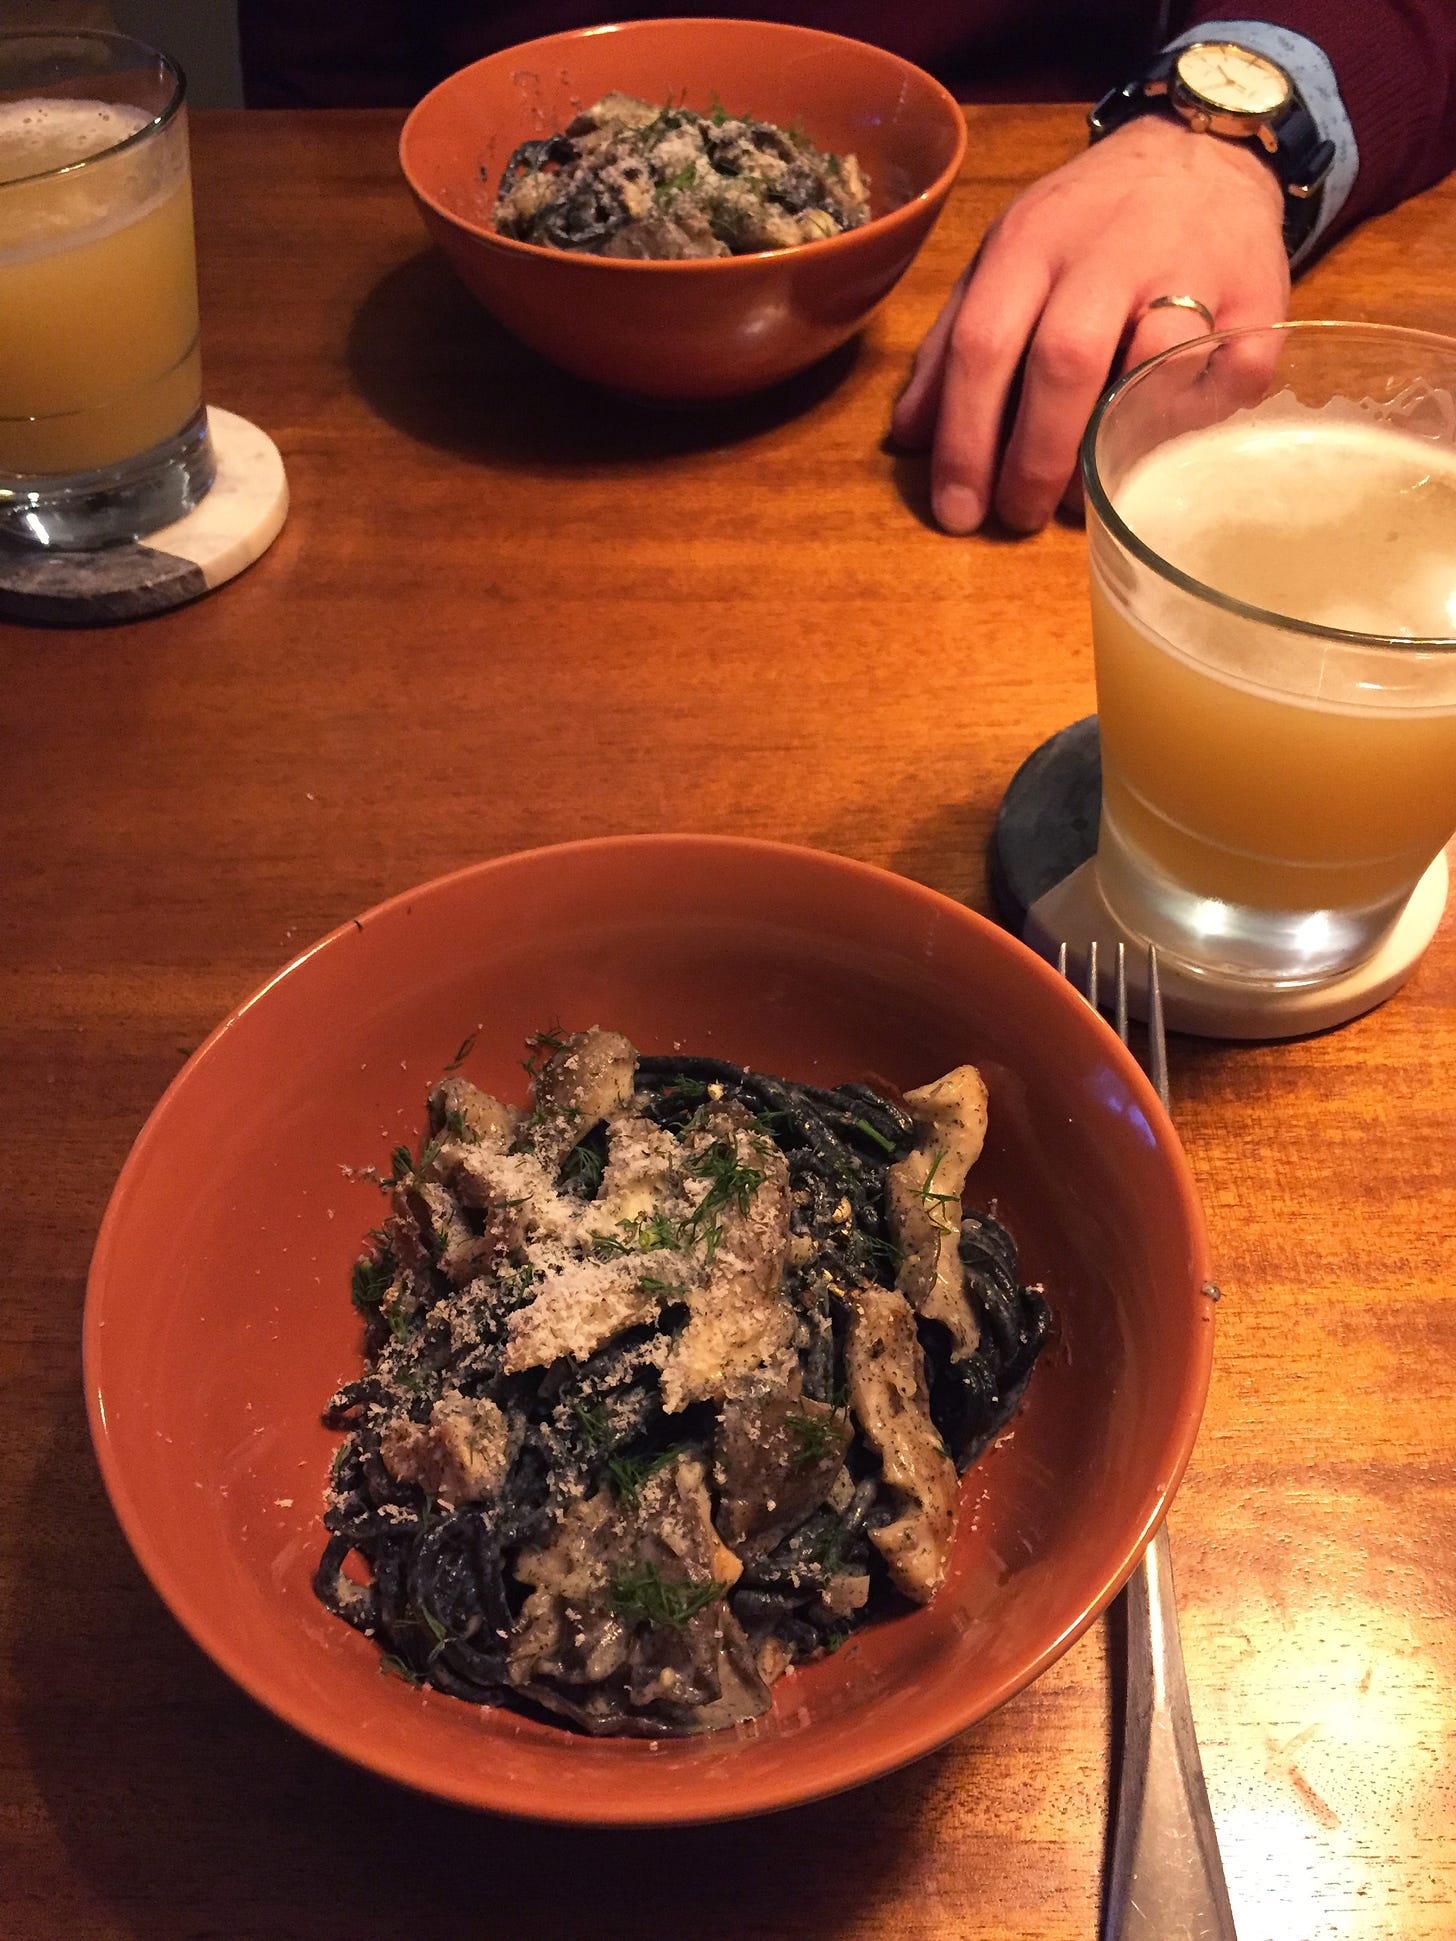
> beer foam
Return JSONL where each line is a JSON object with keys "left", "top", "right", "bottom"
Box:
{"left": 0, "top": 97, "right": 151, "bottom": 185}
{"left": 0, "top": 98, "right": 185, "bottom": 266}
{"left": 1114, "top": 398, "right": 1456, "bottom": 640}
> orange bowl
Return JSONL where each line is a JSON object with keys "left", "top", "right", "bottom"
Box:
{"left": 85, "top": 835, "right": 1213, "bottom": 1824}
{"left": 398, "top": 18, "right": 967, "bottom": 399}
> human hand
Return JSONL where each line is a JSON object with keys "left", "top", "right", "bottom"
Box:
{"left": 891, "top": 115, "right": 1291, "bottom": 534}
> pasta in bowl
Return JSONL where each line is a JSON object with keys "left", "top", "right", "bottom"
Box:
{"left": 85, "top": 835, "right": 1213, "bottom": 1823}
{"left": 315, "top": 1029, "right": 1049, "bottom": 1737}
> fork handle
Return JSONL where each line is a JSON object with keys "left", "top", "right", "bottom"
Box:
{"left": 1102, "top": 1524, "right": 1239, "bottom": 1941}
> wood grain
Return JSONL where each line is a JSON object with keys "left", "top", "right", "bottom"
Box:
{"left": 2, "top": 105, "right": 1454, "bottom": 1941}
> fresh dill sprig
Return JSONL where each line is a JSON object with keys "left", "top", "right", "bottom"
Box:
{"left": 443, "top": 1029, "right": 478, "bottom": 1073}
{"left": 560, "top": 1139, "right": 606, "bottom": 1195}
{"left": 807, "top": 1518, "right": 846, "bottom": 1572}
{"left": 856, "top": 1231, "right": 903, "bottom": 1275}
{"left": 597, "top": 1210, "right": 683, "bottom": 1257}
{"left": 605, "top": 1445, "right": 686, "bottom": 1508}
{"left": 689, "top": 1139, "right": 767, "bottom": 1215}
{"left": 656, "top": 161, "right": 697, "bottom": 200}
{"left": 571, "top": 1401, "right": 611, "bottom": 1448}
{"left": 853, "top": 1116, "right": 897, "bottom": 1156}
{"left": 664, "top": 1076, "right": 711, "bottom": 1103}
{"left": 636, "top": 1210, "right": 684, "bottom": 1251}
{"left": 610, "top": 1561, "right": 722, "bottom": 1629}
{"left": 388, "top": 1134, "right": 445, "bottom": 1186}
{"left": 683, "top": 1138, "right": 766, "bottom": 1257}
{"left": 521, "top": 1023, "right": 567, "bottom": 1080}
{"left": 350, "top": 1254, "right": 394, "bottom": 1312}
{"left": 785, "top": 1406, "right": 847, "bottom": 1468}
{"left": 914, "top": 1151, "right": 961, "bottom": 1231}
{"left": 498, "top": 1263, "right": 537, "bottom": 1312}
{"left": 416, "top": 1607, "right": 455, "bottom": 1665}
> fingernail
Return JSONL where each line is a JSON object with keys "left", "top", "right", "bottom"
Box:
{"left": 935, "top": 485, "right": 982, "bottom": 534}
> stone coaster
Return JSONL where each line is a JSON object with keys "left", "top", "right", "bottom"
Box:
{"left": 993, "top": 717, "right": 1450, "bottom": 1040}
{"left": 989, "top": 714, "right": 1101, "bottom": 932}
{"left": 0, "top": 408, "right": 288, "bottom": 625}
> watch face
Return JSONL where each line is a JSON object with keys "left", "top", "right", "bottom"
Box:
{"left": 1174, "top": 41, "right": 1291, "bottom": 117}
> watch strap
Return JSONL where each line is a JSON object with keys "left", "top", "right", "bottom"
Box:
{"left": 1160, "top": 20, "right": 1359, "bottom": 267}
{"left": 1087, "top": 58, "right": 1173, "bottom": 141}
{"left": 1087, "top": 51, "right": 1330, "bottom": 254}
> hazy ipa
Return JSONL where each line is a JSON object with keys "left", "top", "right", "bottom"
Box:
{"left": 1085, "top": 325, "right": 1456, "bottom": 985}
{"left": 0, "top": 33, "right": 212, "bottom": 547}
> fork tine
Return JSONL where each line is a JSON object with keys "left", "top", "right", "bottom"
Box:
{"left": 1147, "top": 945, "right": 1170, "bottom": 1110}
{"left": 1114, "top": 941, "right": 1128, "bottom": 1045}
{"left": 1085, "top": 938, "right": 1099, "bottom": 1013}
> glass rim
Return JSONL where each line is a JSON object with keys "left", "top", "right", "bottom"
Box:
{"left": 0, "top": 28, "right": 185, "bottom": 192}
{"left": 1080, "top": 318, "right": 1456, "bottom": 654}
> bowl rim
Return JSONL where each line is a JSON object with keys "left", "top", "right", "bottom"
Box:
{"left": 398, "top": 15, "right": 970, "bottom": 270}
{"left": 84, "top": 833, "right": 1214, "bottom": 1824}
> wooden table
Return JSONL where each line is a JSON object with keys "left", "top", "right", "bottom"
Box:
{"left": 3, "top": 104, "right": 1454, "bottom": 1941}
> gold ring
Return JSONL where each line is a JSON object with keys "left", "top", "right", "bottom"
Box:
{"left": 1145, "top": 293, "right": 1217, "bottom": 331}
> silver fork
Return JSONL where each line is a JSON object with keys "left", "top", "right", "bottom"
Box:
{"left": 1058, "top": 940, "right": 1238, "bottom": 1941}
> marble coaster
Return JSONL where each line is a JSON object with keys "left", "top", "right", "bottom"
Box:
{"left": 993, "top": 717, "right": 1450, "bottom": 1040}
{"left": 0, "top": 407, "right": 288, "bottom": 625}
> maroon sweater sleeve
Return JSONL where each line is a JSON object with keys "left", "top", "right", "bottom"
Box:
{"left": 237, "top": 0, "right": 1456, "bottom": 237}
{"left": 1180, "top": 0, "right": 1456, "bottom": 230}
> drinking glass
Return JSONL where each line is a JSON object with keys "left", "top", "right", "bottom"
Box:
{"left": 1083, "top": 320, "right": 1456, "bottom": 988}
{"left": 0, "top": 30, "right": 213, "bottom": 550}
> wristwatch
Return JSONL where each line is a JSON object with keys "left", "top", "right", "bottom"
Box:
{"left": 1088, "top": 41, "right": 1336, "bottom": 254}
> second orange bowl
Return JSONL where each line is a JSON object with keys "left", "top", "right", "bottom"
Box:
{"left": 399, "top": 18, "right": 967, "bottom": 399}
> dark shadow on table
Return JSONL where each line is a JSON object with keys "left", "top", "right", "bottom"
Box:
{"left": 11, "top": 1406, "right": 962, "bottom": 1941}
{"left": 346, "top": 250, "right": 861, "bottom": 468}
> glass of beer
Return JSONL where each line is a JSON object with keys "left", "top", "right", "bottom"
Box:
{"left": 0, "top": 30, "right": 213, "bottom": 550}
{"left": 1083, "top": 320, "right": 1456, "bottom": 988}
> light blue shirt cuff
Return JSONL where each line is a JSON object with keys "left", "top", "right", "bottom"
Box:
{"left": 1162, "top": 19, "right": 1358, "bottom": 267}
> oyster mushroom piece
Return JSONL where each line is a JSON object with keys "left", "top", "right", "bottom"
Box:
{"left": 528, "top": 1028, "right": 639, "bottom": 1174}
{"left": 507, "top": 1489, "right": 633, "bottom": 1695}
{"left": 508, "top": 1454, "right": 770, "bottom": 1736}
{"left": 844, "top": 1280, "right": 958, "bottom": 1603}
{"left": 591, "top": 1113, "right": 685, "bottom": 1230}
{"left": 500, "top": 1252, "right": 667, "bottom": 1375}
{"left": 887, "top": 1064, "right": 989, "bottom": 1361}
{"left": 564, "top": 91, "right": 661, "bottom": 137}
{"left": 427, "top": 1074, "right": 519, "bottom": 1149}
{"left": 658, "top": 1110, "right": 799, "bottom": 1412}
{"left": 715, "top": 1390, "right": 854, "bottom": 1560}
{"left": 379, "top": 1389, "right": 514, "bottom": 1509}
